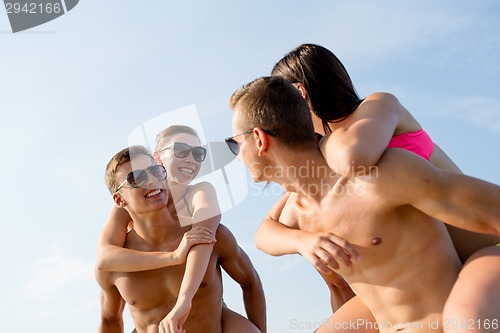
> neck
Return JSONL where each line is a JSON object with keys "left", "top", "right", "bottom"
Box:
{"left": 168, "top": 181, "right": 189, "bottom": 197}
{"left": 128, "top": 207, "right": 180, "bottom": 247}
{"left": 271, "top": 146, "right": 339, "bottom": 201}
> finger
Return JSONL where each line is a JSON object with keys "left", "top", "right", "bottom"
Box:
{"left": 191, "top": 225, "right": 213, "bottom": 233}
{"left": 327, "top": 234, "right": 362, "bottom": 260}
{"left": 190, "top": 229, "right": 216, "bottom": 238}
{"left": 187, "top": 235, "right": 215, "bottom": 243}
{"left": 318, "top": 246, "right": 350, "bottom": 269}
{"left": 311, "top": 255, "right": 335, "bottom": 274}
{"left": 188, "top": 228, "right": 214, "bottom": 238}
{"left": 187, "top": 237, "right": 215, "bottom": 245}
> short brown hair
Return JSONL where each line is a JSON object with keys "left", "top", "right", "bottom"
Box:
{"left": 104, "top": 145, "right": 154, "bottom": 194}
{"left": 229, "top": 76, "right": 316, "bottom": 148}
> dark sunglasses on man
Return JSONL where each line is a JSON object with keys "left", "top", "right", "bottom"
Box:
{"left": 225, "top": 128, "right": 276, "bottom": 155}
{"left": 157, "top": 142, "right": 207, "bottom": 162}
{"left": 115, "top": 165, "right": 167, "bottom": 193}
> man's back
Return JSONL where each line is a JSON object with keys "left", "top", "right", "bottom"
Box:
{"left": 293, "top": 149, "right": 463, "bottom": 332}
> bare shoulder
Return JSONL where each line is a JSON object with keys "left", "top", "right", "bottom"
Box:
{"left": 364, "top": 92, "right": 399, "bottom": 103}
{"left": 358, "top": 92, "right": 402, "bottom": 113}
{"left": 189, "top": 181, "right": 219, "bottom": 208}
{"left": 214, "top": 224, "right": 239, "bottom": 255}
{"left": 191, "top": 181, "right": 217, "bottom": 195}
{"left": 215, "top": 223, "right": 235, "bottom": 241}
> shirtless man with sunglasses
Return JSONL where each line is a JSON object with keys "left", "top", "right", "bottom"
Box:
{"left": 97, "top": 129, "right": 265, "bottom": 333}
{"left": 227, "top": 76, "right": 500, "bottom": 333}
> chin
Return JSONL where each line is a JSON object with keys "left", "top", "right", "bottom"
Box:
{"left": 251, "top": 174, "right": 264, "bottom": 183}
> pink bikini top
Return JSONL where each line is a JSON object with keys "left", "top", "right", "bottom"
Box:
{"left": 387, "top": 129, "right": 434, "bottom": 161}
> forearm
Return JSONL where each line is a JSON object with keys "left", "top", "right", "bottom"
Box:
{"left": 176, "top": 243, "right": 213, "bottom": 303}
{"left": 387, "top": 149, "right": 500, "bottom": 235}
{"left": 96, "top": 244, "right": 181, "bottom": 272}
{"left": 439, "top": 174, "right": 500, "bottom": 235}
{"left": 255, "top": 217, "right": 301, "bottom": 256}
{"left": 242, "top": 275, "right": 267, "bottom": 333}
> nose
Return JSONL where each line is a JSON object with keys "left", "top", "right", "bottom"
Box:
{"left": 143, "top": 170, "right": 160, "bottom": 188}
{"left": 183, "top": 150, "right": 196, "bottom": 163}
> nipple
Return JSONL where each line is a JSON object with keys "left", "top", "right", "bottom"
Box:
{"left": 371, "top": 237, "right": 382, "bottom": 245}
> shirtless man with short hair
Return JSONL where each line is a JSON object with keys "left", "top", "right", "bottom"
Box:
{"left": 226, "top": 76, "right": 500, "bottom": 333}
{"left": 97, "top": 145, "right": 266, "bottom": 333}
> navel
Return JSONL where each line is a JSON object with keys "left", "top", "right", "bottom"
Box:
{"left": 371, "top": 237, "right": 382, "bottom": 245}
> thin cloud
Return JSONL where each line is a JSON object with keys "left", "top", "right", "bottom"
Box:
{"left": 324, "top": 2, "right": 470, "bottom": 63}
{"left": 23, "top": 244, "right": 95, "bottom": 301}
{"left": 448, "top": 96, "right": 500, "bottom": 132}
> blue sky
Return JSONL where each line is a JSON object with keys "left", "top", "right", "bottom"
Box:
{"left": 1, "top": 1, "right": 499, "bottom": 332}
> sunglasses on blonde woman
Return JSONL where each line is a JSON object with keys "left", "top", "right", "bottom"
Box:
{"left": 157, "top": 142, "right": 207, "bottom": 162}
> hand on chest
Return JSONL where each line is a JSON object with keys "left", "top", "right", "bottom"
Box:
{"left": 293, "top": 191, "right": 387, "bottom": 248}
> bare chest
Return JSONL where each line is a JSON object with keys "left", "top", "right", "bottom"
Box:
{"left": 293, "top": 188, "right": 390, "bottom": 249}
{"left": 114, "top": 265, "right": 185, "bottom": 310}
{"left": 114, "top": 247, "right": 222, "bottom": 311}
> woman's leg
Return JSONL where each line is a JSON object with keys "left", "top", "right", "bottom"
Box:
{"left": 221, "top": 304, "right": 261, "bottom": 333}
{"left": 315, "top": 296, "right": 378, "bottom": 333}
{"left": 444, "top": 245, "right": 500, "bottom": 333}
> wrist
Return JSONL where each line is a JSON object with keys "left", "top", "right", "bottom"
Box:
{"left": 166, "top": 250, "right": 182, "bottom": 265}
{"left": 175, "top": 294, "right": 192, "bottom": 306}
{"left": 292, "top": 229, "right": 304, "bottom": 255}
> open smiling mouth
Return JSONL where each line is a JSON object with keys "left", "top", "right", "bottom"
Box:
{"left": 179, "top": 167, "right": 194, "bottom": 175}
{"left": 145, "top": 189, "right": 163, "bottom": 198}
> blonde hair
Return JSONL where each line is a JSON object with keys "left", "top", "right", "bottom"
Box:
{"left": 155, "top": 125, "right": 200, "bottom": 151}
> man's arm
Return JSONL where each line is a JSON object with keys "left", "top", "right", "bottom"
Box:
{"left": 255, "top": 192, "right": 301, "bottom": 256}
{"left": 255, "top": 192, "right": 360, "bottom": 273}
{"left": 217, "top": 224, "right": 266, "bottom": 333}
{"left": 380, "top": 149, "right": 500, "bottom": 235}
{"left": 95, "top": 270, "right": 125, "bottom": 333}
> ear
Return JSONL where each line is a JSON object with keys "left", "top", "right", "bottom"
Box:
{"left": 152, "top": 150, "right": 162, "bottom": 164}
{"left": 113, "top": 193, "right": 127, "bottom": 208}
{"left": 253, "top": 128, "right": 270, "bottom": 157}
{"left": 295, "top": 82, "right": 308, "bottom": 99}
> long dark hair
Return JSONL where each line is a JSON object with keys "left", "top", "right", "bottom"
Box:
{"left": 272, "top": 44, "right": 363, "bottom": 133}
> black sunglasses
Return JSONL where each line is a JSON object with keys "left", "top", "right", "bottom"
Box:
{"left": 225, "top": 129, "right": 277, "bottom": 155}
{"left": 115, "top": 165, "right": 167, "bottom": 193}
{"left": 158, "top": 142, "right": 207, "bottom": 162}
